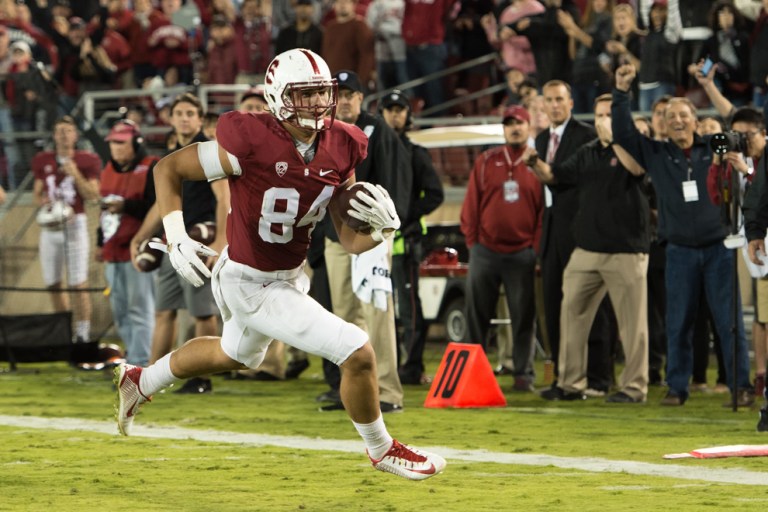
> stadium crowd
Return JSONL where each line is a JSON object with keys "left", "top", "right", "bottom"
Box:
{"left": 2, "top": 0, "right": 768, "bottom": 429}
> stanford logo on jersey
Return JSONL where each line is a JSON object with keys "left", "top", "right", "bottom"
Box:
{"left": 275, "top": 162, "right": 288, "bottom": 177}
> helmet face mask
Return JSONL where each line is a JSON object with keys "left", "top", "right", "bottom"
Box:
{"left": 265, "top": 49, "right": 337, "bottom": 131}
{"left": 282, "top": 80, "right": 338, "bottom": 131}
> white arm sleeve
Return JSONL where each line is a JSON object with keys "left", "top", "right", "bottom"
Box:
{"left": 197, "top": 140, "right": 242, "bottom": 181}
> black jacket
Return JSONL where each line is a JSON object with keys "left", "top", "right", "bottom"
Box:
{"left": 552, "top": 139, "right": 650, "bottom": 253}
{"left": 398, "top": 134, "right": 444, "bottom": 236}
{"left": 611, "top": 89, "right": 726, "bottom": 247}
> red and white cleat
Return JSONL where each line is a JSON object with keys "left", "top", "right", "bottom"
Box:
{"left": 369, "top": 439, "right": 446, "bottom": 480}
{"left": 114, "top": 363, "right": 150, "bottom": 436}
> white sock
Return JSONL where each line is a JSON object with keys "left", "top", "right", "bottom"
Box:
{"left": 353, "top": 415, "right": 393, "bottom": 460}
{"left": 138, "top": 354, "right": 176, "bottom": 397}
{"left": 75, "top": 320, "right": 90, "bottom": 341}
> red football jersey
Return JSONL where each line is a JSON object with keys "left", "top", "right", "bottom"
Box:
{"left": 217, "top": 112, "right": 368, "bottom": 271}
{"left": 31, "top": 150, "right": 102, "bottom": 214}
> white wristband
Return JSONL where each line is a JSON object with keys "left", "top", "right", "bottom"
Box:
{"left": 162, "top": 210, "right": 187, "bottom": 244}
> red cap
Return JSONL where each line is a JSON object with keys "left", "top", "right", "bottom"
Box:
{"left": 502, "top": 104, "right": 530, "bottom": 124}
{"left": 106, "top": 120, "right": 141, "bottom": 142}
{"left": 651, "top": 0, "right": 668, "bottom": 8}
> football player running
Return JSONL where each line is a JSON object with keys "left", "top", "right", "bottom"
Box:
{"left": 114, "top": 49, "right": 446, "bottom": 481}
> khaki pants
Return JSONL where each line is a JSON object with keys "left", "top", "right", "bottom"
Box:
{"left": 325, "top": 239, "right": 403, "bottom": 405}
{"left": 559, "top": 249, "right": 649, "bottom": 400}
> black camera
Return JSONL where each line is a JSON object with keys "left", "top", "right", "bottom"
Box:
{"left": 710, "top": 131, "right": 748, "bottom": 155}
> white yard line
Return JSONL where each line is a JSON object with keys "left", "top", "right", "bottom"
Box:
{"left": 1, "top": 414, "right": 766, "bottom": 486}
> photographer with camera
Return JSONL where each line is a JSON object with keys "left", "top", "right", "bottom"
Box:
{"left": 612, "top": 64, "right": 753, "bottom": 407}
{"left": 695, "top": 59, "right": 768, "bottom": 410}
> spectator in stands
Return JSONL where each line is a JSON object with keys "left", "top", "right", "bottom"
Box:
{"left": 602, "top": 3, "right": 642, "bottom": 109}
{"left": 208, "top": 0, "right": 237, "bottom": 23}
{"left": 365, "top": 0, "right": 406, "bottom": 91}
{"left": 526, "top": 94, "right": 651, "bottom": 403}
{"left": 238, "top": 85, "right": 270, "bottom": 113}
{"left": 275, "top": 0, "right": 323, "bottom": 56}
{"left": 450, "top": 1, "right": 495, "bottom": 115}
{"left": 634, "top": 116, "right": 652, "bottom": 137}
{"left": 130, "top": 93, "right": 229, "bottom": 395}
{"left": 205, "top": 15, "right": 237, "bottom": 85}
{"left": 0, "top": 25, "right": 19, "bottom": 191}
{"left": 232, "top": 0, "right": 274, "bottom": 85}
{"left": 749, "top": 0, "right": 768, "bottom": 108}
{"left": 124, "top": 0, "right": 166, "bottom": 87}
{"left": 481, "top": 0, "right": 543, "bottom": 79}
{"left": 98, "top": 120, "right": 159, "bottom": 367}
{"left": 272, "top": 0, "right": 323, "bottom": 30}
{"left": 48, "top": 16, "right": 122, "bottom": 114}
{"left": 697, "top": 114, "right": 725, "bottom": 135}
{"left": 321, "top": 0, "right": 375, "bottom": 91}
{"left": 379, "top": 90, "right": 444, "bottom": 385}
{"left": 147, "top": 0, "right": 199, "bottom": 86}
{"left": 316, "top": 70, "right": 411, "bottom": 412}
{"left": 693, "top": 0, "right": 751, "bottom": 106}
{"left": 612, "top": 63, "right": 753, "bottom": 406}
{"left": 402, "top": 0, "right": 453, "bottom": 112}
{"left": 526, "top": 94, "right": 550, "bottom": 140}
{"left": 514, "top": 0, "right": 580, "bottom": 86}
{"left": 2, "top": 0, "right": 59, "bottom": 71}
{"left": 6, "top": 40, "right": 57, "bottom": 178}
{"left": 461, "top": 104, "right": 541, "bottom": 391}
{"left": 203, "top": 112, "right": 219, "bottom": 140}
{"left": 556, "top": 0, "right": 614, "bottom": 113}
{"left": 637, "top": 0, "right": 682, "bottom": 112}
{"left": 650, "top": 95, "right": 671, "bottom": 139}
{"left": 31, "top": 116, "right": 101, "bottom": 360}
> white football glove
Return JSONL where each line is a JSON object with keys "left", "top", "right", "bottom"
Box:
{"left": 347, "top": 183, "right": 401, "bottom": 242}
{"left": 155, "top": 211, "right": 218, "bottom": 287}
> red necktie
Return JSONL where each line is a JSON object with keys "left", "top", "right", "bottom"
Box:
{"left": 546, "top": 131, "right": 560, "bottom": 164}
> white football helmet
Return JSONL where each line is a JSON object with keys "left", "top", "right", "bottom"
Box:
{"left": 264, "top": 48, "right": 337, "bottom": 131}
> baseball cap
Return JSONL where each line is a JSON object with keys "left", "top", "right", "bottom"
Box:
{"left": 106, "top": 120, "right": 141, "bottom": 142}
{"left": 380, "top": 90, "right": 409, "bottom": 110}
{"left": 502, "top": 104, "right": 530, "bottom": 124}
{"left": 651, "top": 0, "right": 668, "bottom": 8}
{"left": 334, "top": 70, "right": 363, "bottom": 93}
{"left": 241, "top": 85, "right": 266, "bottom": 102}
{"left": 10, "top": 40, "right": 31, "bottom": 55}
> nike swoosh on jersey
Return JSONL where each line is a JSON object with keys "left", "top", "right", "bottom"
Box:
{"left": 319, "top": 169, "right": 333, "bottom": 176}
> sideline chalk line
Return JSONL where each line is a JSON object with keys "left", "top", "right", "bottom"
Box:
{"left": 1, "top": 414, "right": 766, "bottom": 486}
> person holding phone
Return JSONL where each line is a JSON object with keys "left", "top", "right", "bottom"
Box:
{"left": 694, "top": 1, "right": 752, "bottom": 106}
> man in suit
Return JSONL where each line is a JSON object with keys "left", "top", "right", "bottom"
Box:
{"left": 536, "top": 80, "right": 616, "bottom": 399}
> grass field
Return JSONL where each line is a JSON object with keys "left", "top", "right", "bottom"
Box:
{"left": 2, "top": 344, "right": 768, "bottom": 512}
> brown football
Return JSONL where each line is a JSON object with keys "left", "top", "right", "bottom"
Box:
{"left": 337, "top": 182, "right": 375, "bottom": 233}
{"left": 188, "top": 221, "right": 216, "bottom": 244}
{"left": 135, "top": 237, "right": 165, "bottom": 272}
